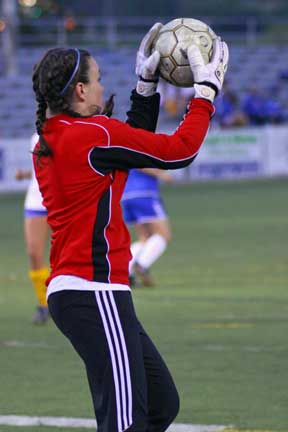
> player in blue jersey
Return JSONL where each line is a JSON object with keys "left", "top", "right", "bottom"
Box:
{"left": 122, "top": 168, "right": 173, "bottom": 287}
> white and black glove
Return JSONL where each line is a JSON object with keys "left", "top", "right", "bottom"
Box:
{"left": 135, "top": 22, "right": 162, "bottom": 97}
{"left": 186, "top": 37, "right": 229, "bottom": 103}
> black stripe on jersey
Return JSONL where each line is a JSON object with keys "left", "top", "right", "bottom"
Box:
{"left": 89, "top": 146, "right": 197, "bottom": 174}
{"left": 92, "top": 188, "right": 111, "bottom": 282}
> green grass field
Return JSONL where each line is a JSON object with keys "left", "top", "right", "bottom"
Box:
{"left": 0, "top": 178, "right": 288, "bottom": 432}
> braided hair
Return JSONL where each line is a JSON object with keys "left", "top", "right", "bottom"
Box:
{"left": 32, "top": 48, "right": 114, "bottom": 160}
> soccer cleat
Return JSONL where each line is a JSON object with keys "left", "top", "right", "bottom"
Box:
{"left": 133, "top": 263, "right": 155, "bottom": 287}
{"left": 32, "top": 306, "right": 50, "bottom": 325}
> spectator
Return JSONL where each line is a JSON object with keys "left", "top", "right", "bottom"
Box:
{"left": 263, "top": 87, "right": 285, "bottom": 124}
{"left": 242, "top": 86, "right": 267, "bottom": 125}
{"left": 214, "top": 82, "right": 248, "bottom": 127}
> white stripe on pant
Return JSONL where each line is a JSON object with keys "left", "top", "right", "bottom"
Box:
{"left": 95, "top": 291, "right": 133, "bottom": 432}
{"left": 108, "top": 291, "right": 133, "bottom": 425}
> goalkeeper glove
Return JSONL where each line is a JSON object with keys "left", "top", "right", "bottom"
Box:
{"left": 186, "top": 37, "right": 229, "bottom": 103}
{"left": 136, "top": 22, "right": 162, "bottom": 97}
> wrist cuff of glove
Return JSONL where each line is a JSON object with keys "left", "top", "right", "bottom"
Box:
{"left": 198, "top": 81, "right": 219, "bottom": 96}
{"left": 194, "top": 83, "right": 216, "bottom": 103}
{"left": 136, "top": 80, "right": 158, "bottom": 97}
{"left": 139, "top": 75, "right": 159, "bottom": 83}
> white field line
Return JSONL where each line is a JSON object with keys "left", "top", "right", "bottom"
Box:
{"left": 0, "top": 415, "right": 227, "bottom": 431}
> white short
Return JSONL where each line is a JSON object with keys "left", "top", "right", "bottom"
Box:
{"left": 24, "top": 175, "right": 47, "bottom": 216}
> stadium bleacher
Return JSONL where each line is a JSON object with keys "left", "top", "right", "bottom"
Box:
{"left": 1, "top": 45, "right": 288, "bottom": 137}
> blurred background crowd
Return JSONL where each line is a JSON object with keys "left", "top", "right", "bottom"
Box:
{"left": 1, "top": 0, "right": 288, "bottom": 136}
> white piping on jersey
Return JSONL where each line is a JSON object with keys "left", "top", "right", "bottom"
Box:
{"left": 87, "top": 147, "right": 105, "bottom": 177}
{"left": 59, "top": 117, "right": 201, "bottom": 165}
{"left": 58, "top": 119, "right": 113, "bottom": 281}
{"left": 104, "top": 186, "right": 112, "bottom": 283}
{"left": 59, "top": 115, "right": 109, "bottom": 124}
{"left": 95, "top": 291, "right": 133, "bottom": 432}
{"left": 74, "top": 120, "right": 111, "bottom": 146}
{"left": 58, "top": 118, "right": 112, "bottom": 174}
{"left": 59, "top": 119, "right": 72, "bottom": 125}
{"left": 92, "top": 114, "right": 109, "bottom": 119}
{"left": 72, "top": 120, "right": 112, "bottom": 175}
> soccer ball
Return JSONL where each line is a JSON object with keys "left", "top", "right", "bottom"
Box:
{"left": 153, "top": 18, "right": 217, "bottom": 87}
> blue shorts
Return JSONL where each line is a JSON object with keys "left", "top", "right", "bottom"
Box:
{"left": 122, "top": 196, "right": 167, "bottom": 224}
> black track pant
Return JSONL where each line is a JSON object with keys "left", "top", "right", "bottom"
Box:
{"left": 48, "top": 290, "right": 179, "bottom": 432}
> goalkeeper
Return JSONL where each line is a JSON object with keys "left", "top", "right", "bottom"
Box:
{"left": 32, "top": 22, "right": 228, "bottom": 432}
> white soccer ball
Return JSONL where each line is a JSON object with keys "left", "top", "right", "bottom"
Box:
{"left": 153, "top": 18, "right": 217, "bottom": 87}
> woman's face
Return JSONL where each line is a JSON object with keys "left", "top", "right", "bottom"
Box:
{"left": 83, "top": 57, "right": 104, "bottom": 115}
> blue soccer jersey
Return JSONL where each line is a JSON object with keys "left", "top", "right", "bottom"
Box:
{"left": 122, "top": 169, "right": 159, "bottom": 200}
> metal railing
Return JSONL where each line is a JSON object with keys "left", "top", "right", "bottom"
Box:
{"left": 1, "top": 15, "right": 288, "bottom": 77}
{"left": 13, "top": 15, "right": 288, "bottom": 48}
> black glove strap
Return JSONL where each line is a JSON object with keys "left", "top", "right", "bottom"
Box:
{"left": 198, "top": 81, "right": 218, "bottom": 96}
{"left": 139, "top": 75, "right": 159, "bottom": 84}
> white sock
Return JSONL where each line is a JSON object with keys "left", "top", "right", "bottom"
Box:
{"left": 136, "top": 234, "right": 167, "bottom": 270}
{"left": 129, "top": 241, "right": 143, "bottom": 274}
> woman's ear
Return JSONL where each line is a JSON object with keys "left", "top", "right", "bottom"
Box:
{"left": 74, "top": 82, "right": 86, "bottom": 101}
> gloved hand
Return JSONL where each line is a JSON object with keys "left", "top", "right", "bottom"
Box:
{"left": 186, "top": 37, "right": 229, "bottom": 103}
{"left": 136, "top": 22, "right": 162, "bottom": 97}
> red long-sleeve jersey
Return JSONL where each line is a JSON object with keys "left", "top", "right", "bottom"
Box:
{"left": 34, "top": 92, "right": 214, "bottom": 286}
